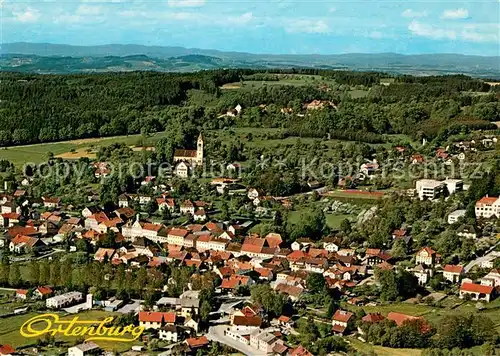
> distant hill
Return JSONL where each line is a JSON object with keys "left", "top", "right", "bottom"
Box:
{"left": 1, "top": 42, "right": 499, "bottom": 77}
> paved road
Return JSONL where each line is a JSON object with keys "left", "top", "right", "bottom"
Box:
{"left": 464, "top": 242, "right": 500, "bottom": 273}
{"left": 207, "top": 325, "right": 266, "bottom": 356}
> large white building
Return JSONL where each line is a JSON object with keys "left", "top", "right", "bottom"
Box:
{"left": 415, "top": 179, "right": 463, "bottom": 200}
{"left": 415, "top": 179, "right": 445, "bottom": 200}
{"left": 46, "top": 291, "right": 83, "bottom": 309}
{"left": 475, "top": 196, "right": 500, "bottom": 219}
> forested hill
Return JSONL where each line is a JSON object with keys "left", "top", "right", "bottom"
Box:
{"left": 0, "top": 69, "right": 498, "bottom": 148}
{"left": 1, "top": 42, "right": 499, "bottom": 77}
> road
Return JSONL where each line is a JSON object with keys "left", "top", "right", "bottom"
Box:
{"left": 207, "top": 325, "right": 266, "bottom": 356}
{"left": 464, "top": 242, "right": 500, "bottom": 273}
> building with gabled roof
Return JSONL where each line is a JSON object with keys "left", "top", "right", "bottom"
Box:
{"left": 138, "top": 311, "right": 176, "bottom": 329}
{"left": 460, "top": 282, "right": 495, "bottom": 302}
{"left": 475, "top": 196, "right": 500, "bottom": 219}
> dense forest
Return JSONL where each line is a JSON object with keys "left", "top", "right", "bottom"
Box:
{"left": 0, "top": 69, "right": 499, "bottom": 146}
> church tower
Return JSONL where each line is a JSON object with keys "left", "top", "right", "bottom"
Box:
{"left": 196, "top": 133, "right": 204, "bottom": 165}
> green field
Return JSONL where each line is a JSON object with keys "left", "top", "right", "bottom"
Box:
{"left": 0, "top": 132, "right": 167, "bottom": 166}
{"left": 349, "top": 338, "right": 422, "bottom": 356}
{"left": 221, "top": 74, "right": 326, "bottom": 90}
{"left": 0, "top": 310, "right": 142, "bottom": 352}
{"left": 0, "top": 126, "right": 416, "bottom": 168}
{"left": 347, "top": 296, "right": 500, "bottom": 332}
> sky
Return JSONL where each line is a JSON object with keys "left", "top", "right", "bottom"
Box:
{"left": 1, "top": 0, "right": 499, "bottom": 56}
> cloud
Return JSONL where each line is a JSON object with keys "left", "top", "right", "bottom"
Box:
{"left": 408, "top": 20, "right": 456, "bottom": 40}
{"left": 401, "top": 9, "right": 427, "bottom": 18}
{"left": 286, "top": 20, "right": 330, "bottom": 34}
{"left": 12, "top": 7, "right": 40, "bottom": 23}
{"left": 441, "top": 8, "right": 469, "bottom": 19}
{"left": 460, "top": 24, "right": 500, "bottom": 42}
{"left": 168, "top": 0, "right": 206, "bottom": 8}
{"left": 76, "top": 5, "right": 104, "bottom": 16}
{"left": 408, "top": 20, "right": 499, "bottom": 43}
{"left": 227, "top": 12, "right": 253, "bottom": 25}
{"left": 369, "top": 31, "right": 384, "bottom": 39}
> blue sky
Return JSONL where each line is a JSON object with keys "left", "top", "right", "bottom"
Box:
{"left": 1, "top": 0, "right": 499, "bottom": 55}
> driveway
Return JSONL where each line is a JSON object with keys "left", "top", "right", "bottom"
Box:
{"left": 464, "top": 243, "right": 500, "bottom": 273}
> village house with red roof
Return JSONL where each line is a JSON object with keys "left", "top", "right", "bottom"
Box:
{"left": 138, "top": 311, "right": 176, "bottom": 330}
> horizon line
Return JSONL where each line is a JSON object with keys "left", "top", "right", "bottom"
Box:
{"left": 2, "top": 41, "right": 499, "bottom": 58}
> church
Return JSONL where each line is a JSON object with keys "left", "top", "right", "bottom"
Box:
{"left": 173, "top": 133, "right": 203, "bottom": 177}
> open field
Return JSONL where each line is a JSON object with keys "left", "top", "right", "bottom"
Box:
{"left": 347, "top": 296, "right": 500, "bottom": 332}
{"left": 0, "top": 132, "right": 167, "bottom": 166}
{"left": 0, "top": 310, "right": 141, "bottom": 352}
{"left": 0, "top": 125, "right": 418, "bottom": 168}
{"left": 221, "top": 74, "right": 326, "bottom": 90}
{"left": 349, "top": 338, "right": 422, "bottom": 356}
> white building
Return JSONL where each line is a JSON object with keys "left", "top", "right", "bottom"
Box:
{"left": 249, "top": 329, "right": 283, "bottom": 354}
{"left": 159, "top": 325, "right": 179, "bottom": 342}
{"left": 443, "top": 179, "right": 464, "bottom": 195}
{"left": 415, "top": 179, "right": 445, "bottom": 200}
{"left": 46, "top": 292, "right": 84, "bottom": 309}
{"left": 475, "top": 196, "right": 500, "bottom": 219}
{"left": 448, "top": 209, "right": 466, "bottom": 224}
{"left": 68, "top": 342, "right": 100, "bottom": 356}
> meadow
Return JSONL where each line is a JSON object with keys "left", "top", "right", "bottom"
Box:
{"left": 0, "top": 133, "right": 166, "bottom": 166}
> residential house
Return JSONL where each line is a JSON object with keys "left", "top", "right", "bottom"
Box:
{"left": 159, "top": 325, "right": 179, "bottom": 342}
{"left": 442, "top": 265, "right": 464, "bottom": 283}
{"left": 415, "top": 247, "right": 438, "bottom": 266}
{"left": 360, "top": 162, "right": 379, "bottom": 176}
{"left": 180, "top": 200, "right": 195, "bottom": 215}
{"left": 138, "top": 311, "right": 176, "bottom": 330}
{"left": 323, "top": 237, "right": 341, "bottom": 252}
{"left": 94, "top": 248, "right": 115, "bottom": 262}
{"left": 9, "top": 235, "right": 45, "bottom": 254}
{"left": 42, "top": 196, "right": 61, "bottom": 209}
{"left": 448, "top": 209, "right": 466, "bottom": 224}
{"left": 81, "top": 206, "right": 100, "bottom": 219}
{"left": 0, "top": 344, "right": 15, "bottom": 356}
{"left": 174, "top": 161, "right": 190, "bottom": 178}
{"left": 85, "top": 212, "right": 109, "bottom": 231}
{"left": 193, "top": 209, "right": 207, "bottom": 222}
{"left": 289, "top": 345, "right": 314, "bottom": 356}
{"left": 33, "top": 286, "right": 53, "bottom": 299}
{"left": 332, "top": 310, "right": 354, "bottom": 335}
{"left": 221, "top": 274, "right": 255, "bottom": 292}
{"left": 460, "top": 283, "right": 494, "bottom": 302}
{"left": 15, "top": 289, "right": 29, "bottom": 300}
{"left": 413, "top": 264, "right": 431, "bottom": 285}
{"left": 480, "top": 269, "right": 500, "bottom": 287}
{"left": 185, "top": 336, "right": 209, "bottom": 353}
{"left": 387, "top": 312, "right": 423, "bottom": 327}
{"left": 118, "top": 194, "right": 131, "bottom": 208}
